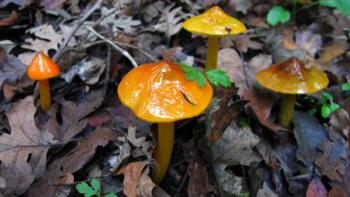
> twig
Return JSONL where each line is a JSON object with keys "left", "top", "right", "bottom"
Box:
{"left": 86, "top": 26, "right": 138, "bottom": 67}
{"left": 104, "top": 24, "right": 112, "bottom": 96}
{"left": 53, "top": 0, "right": 104, "bottom": 61}
{"left": 84, "top": 40, "right": 156, "bottom": 62}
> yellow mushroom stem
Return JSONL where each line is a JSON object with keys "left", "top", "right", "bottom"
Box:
{"left": 38, "top": 79, "right": 51, "bottom": 111}
{"left": 278, "top": 94, "right": 296, "bottom": 128}
{"left": 154, "top": 122, "right": 174, "bottom": 184}
{"left": 205, "top": 36, "right": 219, "bottom": 71}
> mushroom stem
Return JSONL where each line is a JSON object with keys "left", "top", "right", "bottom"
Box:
{"left": 205, "top": 36, "right": 219, "bottom": 71}
{"left": 154, "top": 122, "right": 174, "bottom": 184}
{"left": 279, "top": 94, "right": 296, "bottom": 127}
{"left": 38, "top": 79, "right": 51, "bottom": 111}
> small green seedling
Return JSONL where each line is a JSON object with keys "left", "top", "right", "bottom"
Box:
{"left": 76, "top": 178, "right": 117, "bottom": 197}
{"left": 237, "top": 192, "right": 250, "bottom": 197}
{"left": 238, "top": 115, "right": 250, "bottom": 128}
{"left": 179, "top": 63, "right": 232, "bottom": 88}
{"left": 341, "top": 82, "right": 350, "bottom": 91}
{"left": 266, "top": 6, "right": 291, "bottom": 26}
{"left": 320, "top": 92, "right": 340, "bottom": 118}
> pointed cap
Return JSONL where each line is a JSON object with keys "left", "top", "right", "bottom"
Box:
{"left": 117, "top": 61, "right": 213, "bottom": 123}
{"left": 256, "top": 58, "right": 329, "bottom": 94}
{"left": 27, "top": 52, "right": 60, "bottom": 80}
{"left": 182, "top": 6, "right": 246, "bottom": 37}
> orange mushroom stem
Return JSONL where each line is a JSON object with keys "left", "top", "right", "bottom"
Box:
{"left": 118, "top": 61, "right": 213, "bottom": 183}
{"left": 256, "top": 58, "right": 329, "bottom": 127}
{"left": 183, "top": 6, "right": 246, "bottom": 71}
{"left": 27, "top": 52, "right": 60, "bottom": 111}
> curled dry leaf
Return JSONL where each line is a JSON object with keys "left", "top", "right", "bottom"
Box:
{"left": 0, "top": 96, "right": 56, "bottom": 196}
{"left": 242, "top": 89, "right": 286, "bottom": 132}
{"left": 28, "top": 128, "right": 117, "bottom": 196}
{"left": 0, "top": 48, "right": 27, "bottom": 88}
{"left": 115, "top": 161, "right": 154, "bottom": 197}
{"left": 46, "top": 90, "right": 104, "bottom": 142}
{"left": 306, "top": 177, "right": 327, "bottom": 197}
{"left": 0, "top": 11, "right": 18, "bottom": 26}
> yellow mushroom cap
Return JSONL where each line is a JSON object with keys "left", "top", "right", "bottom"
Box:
{"left": 117, "top": 61, "right": 213, "bottom": 123}
{"left": 256, "top": 58, "right": 329, "bottom": 94}
{"left": 182, "top": 6, "right": 246, "bottom": 37}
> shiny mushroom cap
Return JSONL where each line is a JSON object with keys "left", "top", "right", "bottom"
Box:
{"left": 256, "top": 58, "right": 329, "bottom": 94}
{"left": 117, "top": 61, "right": 213, "bottom": 123}
{"left": 182, "top": 6, "right": 246, "bottom": 37}
{"left": 27, "top": 52, "right": 60, "bottom": 80}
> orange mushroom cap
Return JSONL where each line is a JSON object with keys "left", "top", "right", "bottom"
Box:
{"left": 117, "top": 61, "right": 213, "bottom": 123}
{"left": 256, "top": 58, "right": 329, "bottom": 94}
{"left": 182, "top": 6, "right": 246, "bottom": 37}
{"left": 27, "top": 52, "right": 60, "bottom": 80}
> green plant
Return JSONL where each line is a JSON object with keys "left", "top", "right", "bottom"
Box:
{"left": 76, "top": 178, "right": 117, "bottom": 197}
{"left": 179, "top": 63, "right": 232, "bottom": 88}
{"left": 319, "top": 92, "right": 340, "bottom": 118}
{"left": 341, "top": 82, "right": 350, "bottom": 91}
{"left": 267, "top": 6, "right": 291, "bottom": 26}
{"left": 266, "top": 0, "right": 350, "bottom": 26}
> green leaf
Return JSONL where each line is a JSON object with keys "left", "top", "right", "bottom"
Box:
{"left": 205, "top": 69, "right": 232, "bottom": 88}
{"left": 320, "top": 0, "right": 350, "bottom": 15}
{"left": 266, "top": 6, "right": 291, "bottom": 26}
{"left": 321, "top": 92, "right": 333, "bottom": 104}
{"left": 76, "top": 182, "right": 97, "bottom": 197}
{"left": 91, "top": 178, "right": 101, "bottom": 193}
{"left": 104, "top": 193, "right": 118, "bottom": 197}
{"left": 329, "top": 103, "right": 340, "bottom": 112}
{"left": 321, "top": 105, "right": 331, "bottom": 118}
{"left": 179, "top": 63, "right": 206, "bottom": 88}
{"left": 341, "top": 83, "right": 350, "bottom": 91}
{"left": 238, "top": 116, "right": 250, "bottom": 128}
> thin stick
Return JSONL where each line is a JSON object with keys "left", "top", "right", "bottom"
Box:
{"left": 86, "top": 26, "right": 138, "bottom": 67}
{"left": 53, "top": 0, "right": 104, "bottom": 61}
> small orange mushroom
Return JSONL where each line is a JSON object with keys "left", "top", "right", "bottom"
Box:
{"left": 183, "top": 6, "right": 246, "bottom": 71}
{"left": 118, "top": 61, "right": 213, "bottom": 183}
{"left": 27, "top": 52, "right": 60, "bottom": 111}
{"left": 256, "top": 57, "right": 329, "bottom": 127}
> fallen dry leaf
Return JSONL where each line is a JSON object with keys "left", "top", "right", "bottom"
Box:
{"left": 0, "top": 96, "right": 56, "bottom": 196}
{"left": 0, "top": 47, "right": 27, "bottom": 88}
{"left": 328, "top": 187, "right": 346, "bottom": 197}
{"left": 115, "top": 161, "right": 149, "bottom": 197}
{"left": 46, "top": 90, "right": 104, "bottom": 142}
{"left": 0, "top": 11, "right": 18, "bottom": 26}
{"left": 319, "top": 42, "right": 348, "bottom": 66}
{"left": 27, "top": 127, "right": 117, "bottom": 196}
{"left": 40, "top": 0, "right": 68, "bottom": 9}
{"left": 306, "top": 177, "right": 327, "bottom": 197}
{"left": 232, "top": 34, "right": 264, "bottom": 53}
{"left": 257, "top": 182, "right": 278, "bottom": 197}
{"left": 242, "top": 89, "right": 286, "bottom": 132}
{"left": 296, "top": 30, "right": 322, "bottom": 57}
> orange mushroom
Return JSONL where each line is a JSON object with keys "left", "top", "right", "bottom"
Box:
{"left": 27, "top": 52, "right": 60, "bottom": 111}
{"left": 256, "top": 57, "right": 329, "bottom": 127}
{"left": 118, "top": 61, "right": 213, "bottom": 183}
{"left": 183, "top": 6, "right": 246, "bottom": 71}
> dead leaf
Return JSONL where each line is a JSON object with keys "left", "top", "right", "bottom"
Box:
{"left": 293, "top": 111, "right": 328, "bottom": 165}
{"left": 328, "top": 187, "right": 346, "bottom": 197}
{"left": 228, "top": 0, "right": 252, "bottom": 14}
{"left": 28, "top": 128, "right": 117, "bottom": 196}
{"left": 315, "top": 130, "right": 348, "bottom": 181}
{"left": 306, "top": 177, "right": 327, "bottom": 197}
{"left": 46, "top": 90, "right": 104, "bottom": 142}
{"left": 0, "top": 96, "right": 56, "bottom": 196}
{"left": 319, "top": 42, "right": 347, "bottom": 66}
{"left": 108, "top": 136, "right": 131, "bottom": 171}
{"left": 40, "top": 0, "right": 68, "bottom": 9}
{"left": 115, "top": 161, "right": 149, "bottom": 197}
{"left": 3, "top": 77, "right": 34, "bottom": 101}
{"left": 296, "top": 30, "right": 322, "bottom": 57}
{"left": 0, "top": 0, "right": 32, "bottom": 8}
{"left": 187, "top": 150, "right": 214, "bottom": 197}
{"left": 211, "top": 121, "right": 261, "bottom": 166}
{"left": 137, "top": 167, "right": 155, "bottom": 197}
{"left": 213, "top": 163, "right": 245, "bottom": 195}
{"left": 0, "top": 48, "right": 27, "bottom": 88}
{"left": 243, "top": 89, "right": 285, "bottom": 132}
{"left": 257, "top": 182, "right": 278, "bottom": 197}
{"left": 0, "top": 11, "right": 18, "bottom": 26}
{"left": 19, "top": 24, "right": 76, "bottom": 63}
{"left": 232, "top": 34, "right": 264, "bottom": 53}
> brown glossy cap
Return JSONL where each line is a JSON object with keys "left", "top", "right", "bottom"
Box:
{"left": 182, "top": 6, "right": 246, "bottom": 37}
{"left": 256, "top": 58, "right": 329, "bottom": 94}
{"left": 27, "top": 52, "right": 60, "bottom": 80}
{"left": 117, "top": 61, "right": 213, "bottom": 123}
